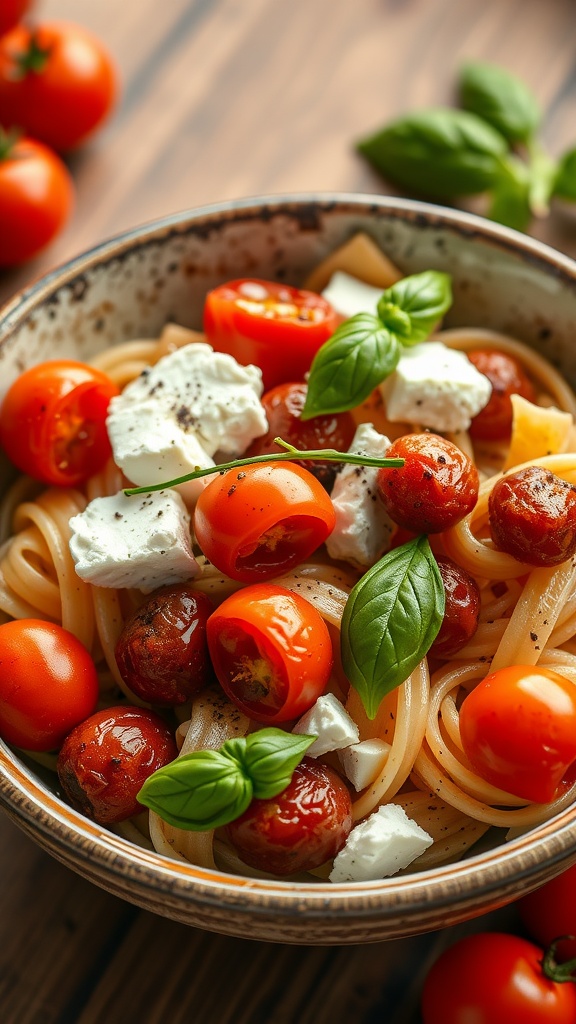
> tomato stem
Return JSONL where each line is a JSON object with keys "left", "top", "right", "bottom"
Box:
{"left": 14, "top": 32, "right": 52, "bottom": 78}
{"left": 541, "top": 937, "right": 576, "bottom": 983}
{"left": 0, "top": 127, "right": 20, "bottom": 161}
{"left": 124, "top": 436, "right": 404, "bottom": 496}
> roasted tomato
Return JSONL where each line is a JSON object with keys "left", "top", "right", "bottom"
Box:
{"left": 115, "top": 586, "right": 214, "bottom": 706}
{"left": 57, "top": 706, "right": 177, "bottom": 823}
{"left": 377, "top": 433, "right": 479, "bottom": 533}
{"left": 0, "top": 0, "right": 32, "bottom": 37}
{"left": 519, "top": 865, "right": 576, "bottom": 963}
{"left": 468, "top": 349, "right": 537, "bottom": 441}
{"left": 203, "top": 279, "right": 339, "bottom": 390}
{"left": 206, "top": 583, "right": 333, "bottom": 723}
{"left": 0, "top": 359, "right": 119, "bottom": 486}
{"left": 430, "top": 556, "right": 481, "bottom": 658}
{"left": 459, "top": 665, "right": 576, "bottom": 803}
{"left": 226, "top": 758, "right": 352, "bottom": 874}
{"left": 0, "top": 620, "right": 98, "bottom": 751}
{"left": 194, "top": 461, "right": 336, "bottom": 583}
{"left": 489, "top": 466, "right": 576, "bottom": 567}
{"left": 247, "top": 381, "right": 356, "bottom": 490}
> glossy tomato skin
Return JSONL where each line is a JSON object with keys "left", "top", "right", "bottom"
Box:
{"left": 421, "top": 932, "right": 576, "bottom": 1024}
{"left": 519, "top": 865, "right": 576, "bottom": 963}
{"left": 226, "top": 758, "right": 352, "bottom": 874}
{"left": 489, "top": 466, "right": 576, "bottom": 567}
{"left": 57, "top": 706, "right": 177, "bottom": 824}
{"left": 206, "top": 583, "right": 333, "bottom": 723}
{"left": 0, "top": 0, "right": 32, "bottom": 36}
{"left": 115, "top": 586, "right": 214, "bottom": 706}
{"left": 460, "top": 665, "right": 576, "bottom": 803}
{"left": 248, "top": 382, "right": 356, "bottom": 490}
{"left": 377, "top": 433, "right": 479, "bottom": 533}
{"left": 203, "top": 279, "right": 339, "bottom": 390}
{"left": 430, "top": 556, "right": 481, "bottom": 658}
{"left": 0, "top": 359, "right": 119, "bottom": 486}
{"left": 469, "top": 348, "right": 536, "bottom": 441}
{"left": 0, "top": 135, "right": 73, "bottom": 266}
{"left": 0, "top": 619, "right": 98, "bottom": 751}
{"left": 0, "top": 22, "right": 117, "bottom": 151}
{"left": 194, "top": 461, "right": 336, "bottom": 583}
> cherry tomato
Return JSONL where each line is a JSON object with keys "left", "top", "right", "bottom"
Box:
{"left": 115, "top": 586, "right": 214, "bottom": 706}
{"left": 0, "top": 0, "right": 32, "bottom": 36}
{"left": 468, "top": 349, "right": 537, "bottom": 441}
{"left": 489, "top": 466, "right": 576, "bottom": 567}
{"left": 377, "top": 433, "right": 479, "bottom": 533}
{"left": 57, "top": 706, "right": 177, "bottom": 824}
{"left": 206, "top": 583, "right": 333, "bottom": 723}
{"left": 0, "top": 132, "right": 73, "bottom": 266}
{"left": 421, "top": 932, "right": 576, "bottom": 1024}
{"left": 430, "top": 556, "right": 480, "bottom": 658}
{"left": 459, "top": 665, "right": 576, "bottom": 803}
{"left": 0, "top": 619, "right": 98, "bottom": 751}
{"left": 247, "top": 381, "right": 356, "bottom": 490}
{"left": 194, "top": 461, "right": 336, "bottom": 583}
{"left": 519, "top": 865, "right": 576, "bottom": 963}
{"left": 0, "top": 22, "right": 117, "bottom": 152}
{"left": 226, "top": 758, "right": 352, "bottom": 874}
{"left": 0, "top": 359, "right": 120, "bottom": 486}
{"left": 203, "top": 279, "right": 339, "bottom": 391}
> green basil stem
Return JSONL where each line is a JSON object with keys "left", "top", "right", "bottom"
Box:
{"left": 124, "top": 437, "right": 405, "bottom": 496}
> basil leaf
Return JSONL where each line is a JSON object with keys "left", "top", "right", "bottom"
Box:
{"left": 553, "top": 147, "right": 576, "bottom": 202}
{"left": 302, "top": 313, "right": 401, "bottom": 419}
{"left": 459, "top": 62, "right": 540, "bottom": 145}
{"left": 137, "top": 748, "right": 252, "bottom": 831}
{"left": 487, "top": 176, "right": 532, "bottom": 232}
{"left": 341, "top": 536, "right": 445, "bottom": 720}
{"left": 377, "top": 271, "right": 452, "bottom": 346}
{"left": 243, "top": 728, "right": 316, "bottom": 799}
{"left": 357, "top": 108, "right": 509, "bottom": 197}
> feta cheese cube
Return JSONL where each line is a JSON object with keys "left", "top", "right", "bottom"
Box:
{"left": 329, "top": 804, "right": 433, "bottom": 882}
{"left": 380, "top": 341, "right": 492, "bottom": 432}
{"left": 326, "top": 423, "right": 394, "bottom": 568}
{"left": 69, "top": 489, "right": 199, "bottom": 592}
{"left": 292, "top": 694, "right": 359, "bottom": 756}
{"left": 321, "top": 271, "right": 383, "bottom": 318}
{"left": 338, "top": 739, "right": 391, "bottom": 792}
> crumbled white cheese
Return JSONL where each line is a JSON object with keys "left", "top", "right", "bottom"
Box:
{"left": 326, "top": 423, "right": 394, "bottom": 568}
{"left": 106, "top": 343, "right": 268, "bottom": 488}
{"left": 292, "top": 694, "right": 359, "bottom": 756}
{"left": 380, "top": 341, "right": 492, "bottom": 432}
{"left": 338, "top": 739, "right": 391, "bottom": 792}
{"left": 321, "top": 271, "right": 383, "bottom": 318}
{"left": 329, "top": 804, "right": 433, "bottom": 883}
{"left": 69, "top": 490, "right": 199, "bottom": 592}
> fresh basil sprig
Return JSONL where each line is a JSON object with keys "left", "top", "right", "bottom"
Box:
{"left": 553, "top": 147, "right": 576, "bottom": 202}
{"left": 341, "top": 536, "right": 445, "bottom": 720}
{"left": 137, "top": 728, "right": 316, "bottom": 831}
{"left": 302, "top": 270, "right": 451, "bottom": 419}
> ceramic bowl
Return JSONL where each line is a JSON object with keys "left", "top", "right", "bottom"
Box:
{"left": 1, "top": 194, "right": 576, "bottom": 945}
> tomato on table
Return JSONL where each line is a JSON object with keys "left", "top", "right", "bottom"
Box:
{"left": 519, "top": 864, "right": 576, "bottom": 963}
{"left": 0, "top": 359, "right": 120, "bottom": 486}
{"left": 194, "top": 461, "right": 336, "bottom": 583}
{"left": 421, "top": 932, "right": 576, "bottom": 1024}
{"left": 0, "top": 0, "right": 32, "bottom": 36}
{"left": 459, "top": 664, "right": 576, "bottom": 803}
{"left": 203, "top": 279, "right": 339, "bottom": 390}
{"left": 0, "top": 22, "right": 117, "bottom": 151}
{"left": 206, "top": 583, "right": 333, "bottom": 723}
{"left": 0, "top": 619, "right": 98, "bottom": 751}
{"left": 0, "top": 132, "right": 73, "bottom": 266}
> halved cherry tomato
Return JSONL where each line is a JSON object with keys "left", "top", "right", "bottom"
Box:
{"left": 519, "top": 865, "right": 576, "bottom": 963}
{"left": 460, "top": 665, "right": 576, "bottom": 803}
{"left": 0, "top": 359, "right": 120, "bottom": 486}
{"left": 0, "top": 0, "right": 32, "bottom": 37}
{"left": 421, "top": 932, "right": 576, "bottom": 1024}
{"left": 0, "top": 619, "right": 98, "bottom": 751}
{"left": 194, "top": 461, "right": 336, "bottom": 583}
{"left": 203, "top": 279, "right": 339, "bottom": 390}
{"left": 206, "top": 583, "right": 333, "bottom": 723}
{"left": 0, "top": 22, "right": 117, "bottom": 151}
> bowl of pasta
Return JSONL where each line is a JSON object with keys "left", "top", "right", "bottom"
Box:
{"left": 1, "top": 193, "right": 576, "bottom": 944}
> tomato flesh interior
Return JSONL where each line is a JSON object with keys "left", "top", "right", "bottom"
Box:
{"left": 50, "top": 383, "right": 113, "bottom": 480}
{"left": 214, "top": 619, "right": 288, "bottom": 717}
{"left": 235, "top": 515, "right": 322, "bottom": 577}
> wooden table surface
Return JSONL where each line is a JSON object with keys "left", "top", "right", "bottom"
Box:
{"left": 1, "top": 1, "right": 576, "bottom": 1021}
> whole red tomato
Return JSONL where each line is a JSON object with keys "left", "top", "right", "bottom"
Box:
{"left": 0, "top": 21, "right": 117, "bottom": 151}
{"left": 519, "top": 865, "right": 576, "bottom": 963}
{"left": 207, "top": 583, "right": 333, "bottom": 723}
{"left": 0, "top": 619, "right": 98, "bottom": 751}
{"left": 0, "top": 132, "right": 73, "bottom": 265}
{"left": 0, "top": 0, "right": 32, "bottom": 36}
{"left": 203, "top": 279, "right": 339, "bottom": 390}
{"left": 194, "top": 461, "right": 336, "bottom": 583}
{"left": 0, "top": 359, "right": 119, "bottom": 486}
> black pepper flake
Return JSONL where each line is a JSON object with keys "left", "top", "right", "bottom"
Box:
{"left": 237, "top": 472, "right": 246, "bottom": 480}
{"left": 228, "top": 485, "right": 236, "bottom": 496}
{"left": 114, "top": 512, "right": 123, "bottom": 520}
{"left": 530, "top": 631, "right": 538, "bottom": 642}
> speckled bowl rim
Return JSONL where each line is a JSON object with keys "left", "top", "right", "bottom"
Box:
{"left": 2, "top": 192, "right": 576, "bottom": 933}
